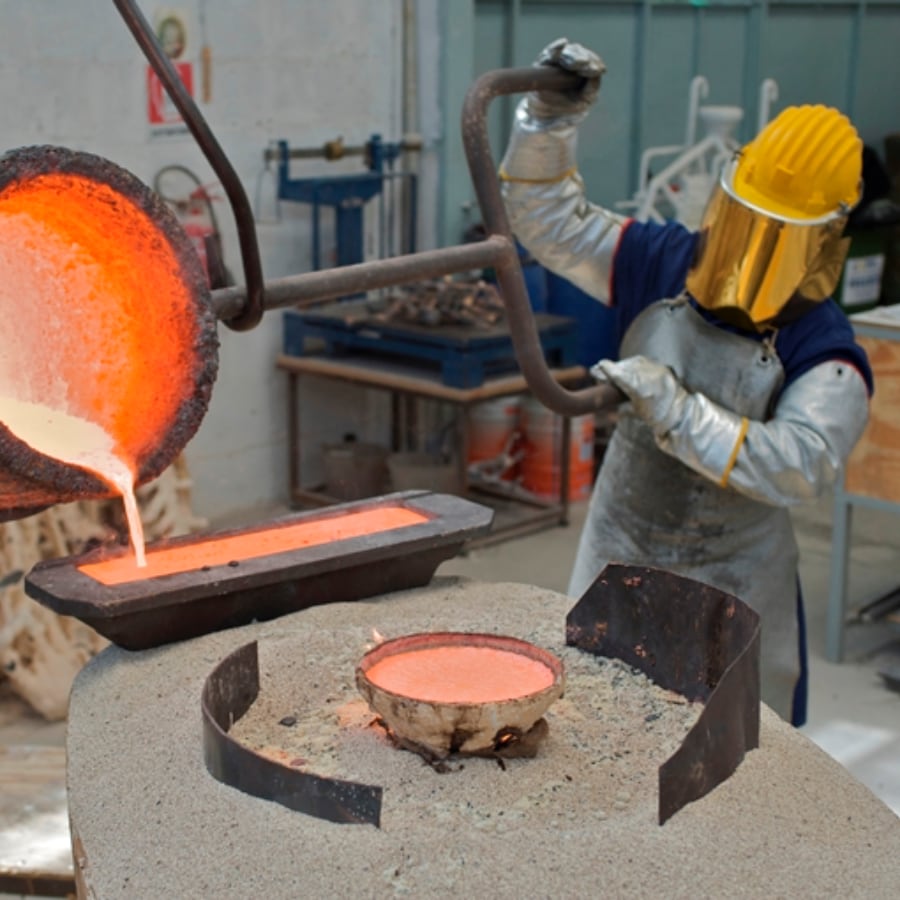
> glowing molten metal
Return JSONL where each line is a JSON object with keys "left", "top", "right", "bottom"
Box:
{"left": 364, "top": 644, "right": 555, "bottom": 704}
{"left": 357, "top": 632, "right": 565, "bottom": 758}
{"left": 78, "top": 506, "right": 428, "bottom": 585}
{"left": 0, "top": 146, "right": 217, "bottom": 534}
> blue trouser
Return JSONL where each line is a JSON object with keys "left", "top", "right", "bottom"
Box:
{"left": 791, "top": 581, "right": 809, "bottom": 727}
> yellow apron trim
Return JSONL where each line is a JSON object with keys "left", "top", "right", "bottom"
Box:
{"left": 498, "top": 165, "right": 577, "bottom": 185}
{"left": 720, "top": 417, "right": 750, "bottom": 487}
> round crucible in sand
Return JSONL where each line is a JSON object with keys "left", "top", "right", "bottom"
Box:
{"left": 355, "top": 631, "right": 565, "bottom": 758}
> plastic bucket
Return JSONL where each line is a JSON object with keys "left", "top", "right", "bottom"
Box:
{"left": 388, "top": 452, "right": 461, "bottom": 494}
{"left": 520, "top": 399, "right": 594, "bottom": 501}
{"left": 322, "top": 442, "right": 389, "bottom": 500}
{"left": 467, "top": 397, "right": 521, "bottom": 465}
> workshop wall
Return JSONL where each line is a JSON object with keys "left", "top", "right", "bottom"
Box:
{"left": 0, "top": 0, "right": 439, "bottom": 522}
{"left": 439, "top": 0, "right": 900, "bottom": 246}
{"left": 11, "top": 1, "right": 894, "bottom": 524}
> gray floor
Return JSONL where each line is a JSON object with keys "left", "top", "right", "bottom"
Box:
{"left": 438, "top": 490, "right": 900, "bottom": 818}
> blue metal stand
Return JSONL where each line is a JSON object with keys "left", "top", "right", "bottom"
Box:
{"left": 272, "top": 135, "right": 417, "bottom": 271}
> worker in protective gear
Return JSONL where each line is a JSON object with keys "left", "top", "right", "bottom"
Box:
{"left": 500, "top": 38, "right": 873, "bottom": 726}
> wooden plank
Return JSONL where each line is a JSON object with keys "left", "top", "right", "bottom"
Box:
{"left": 275, "top": 353, "right": 586, "bottom": 404}
{"left": 0, "top": 744, "right": 75, "bottom": 896}
{"left": 844, "top": 335, "right": 900, "bottom": 504}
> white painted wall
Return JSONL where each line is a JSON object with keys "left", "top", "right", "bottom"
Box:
{"left": 0, "top": 0, "right": 445, "bottom": 523}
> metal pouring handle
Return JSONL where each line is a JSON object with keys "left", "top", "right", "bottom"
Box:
{"left": 112, "top": 0, "right": 264, "bottom": 331}
{"left": 111, "top": 0, "right": 620, "bottom": 414}
{"left": 461, "top": 66, "right": 624, "bottom": 415}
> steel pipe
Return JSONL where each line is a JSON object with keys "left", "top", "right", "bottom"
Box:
{"left": 461, "top": 66, "right": 621, "bottom": 414}
{"left": 112, "top": 0, "right": 265, "bottom": 331}
{"left": 210, "top": 238, "right": 509, "bottom": 320}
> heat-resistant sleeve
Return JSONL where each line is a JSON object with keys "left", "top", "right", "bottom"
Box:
{"left": 499, "top": 99, "right": 625, "bottom": 305}
{"left": 596, "top": 356, "right": 870, "bottom": 505}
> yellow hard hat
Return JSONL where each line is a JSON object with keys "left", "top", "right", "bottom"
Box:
{"left": 732, "top": 105, "right": 862, "bottom": 220}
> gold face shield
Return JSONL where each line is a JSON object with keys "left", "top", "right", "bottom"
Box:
{"left": 685, "top": 158, "right": 852, "bottom": 332}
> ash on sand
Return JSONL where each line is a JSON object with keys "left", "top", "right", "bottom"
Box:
{"left": 66, "top": 578, "right": 900, "bottom": 899}
{"left": 231, "top": 617, "right": 700, "bottom": 828}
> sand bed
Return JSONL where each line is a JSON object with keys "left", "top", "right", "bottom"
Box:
{"left": 67, "top": 577, "right": 900, "bottom": 898}
{"left": 231, "top": 617, "right": 701, "bottom": 830}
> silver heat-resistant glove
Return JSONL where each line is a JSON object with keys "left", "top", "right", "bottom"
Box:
{"left": 592, "top": 355, "right": 869, "bottom": 505}
{"left": 499, "top": 39, "right": 622, "bottom": 303}
{"left": 527, "top": 38, "right": 606, "bottom": 122}
{"left": 592, "top": 356, "right": 684, "bottom": 435}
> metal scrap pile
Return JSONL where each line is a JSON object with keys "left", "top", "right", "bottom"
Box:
{"left": 372, "top": 277, "right": 506, "bottom": 329}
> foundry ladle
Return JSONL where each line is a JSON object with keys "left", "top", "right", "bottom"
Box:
{"left": 112, "top": 0, "right": 621, "bottom": 418}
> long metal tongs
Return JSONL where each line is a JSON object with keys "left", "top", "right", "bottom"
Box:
{"left": 112, "top": 0, "right": 618, "bottom": 416}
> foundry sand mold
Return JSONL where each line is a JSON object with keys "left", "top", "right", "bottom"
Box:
{"left": 66, "top": 578, "right": 900, "bottom": 898}
{"left": 234, "top": 630, "right": 692, "bottom": 789}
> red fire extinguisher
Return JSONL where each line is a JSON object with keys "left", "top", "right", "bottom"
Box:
{"left": 181, "top": 187, "right": 216, "bottom": 284}
{"left": 153, "top": 166, "right": 227, "bottom": 287}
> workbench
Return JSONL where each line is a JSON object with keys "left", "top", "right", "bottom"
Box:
{"left": 826, "top": 304, "right": 900, "bottom": 661}
{"left": 275, "top": 353, "right": 588, "bottom": 547}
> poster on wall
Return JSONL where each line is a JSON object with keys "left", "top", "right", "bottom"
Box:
{"left": 147, "top": 8, "right": 192, "bottom": 136}
{"left": 147, "top": 62, "right": 193, "bottom": 127}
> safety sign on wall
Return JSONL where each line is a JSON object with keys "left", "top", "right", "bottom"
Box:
{"left": 147, "top": 8, "right": 192, "bottom": 129}
{"left": 147, "top": 62, "right": 194, "bottom": 125}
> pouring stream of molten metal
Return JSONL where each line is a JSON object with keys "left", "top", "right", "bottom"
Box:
{"left": 0, "top": 167, "right": 211, "bottom": 564}
{"left": 0, "top": 397, "right": 146, "bottom": 564}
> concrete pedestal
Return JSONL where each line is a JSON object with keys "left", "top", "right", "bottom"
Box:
{"left": 67, "top": 578, "right": 900, "bottom": 898}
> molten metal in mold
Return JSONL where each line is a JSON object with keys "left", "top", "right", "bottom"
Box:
{"left": 364, "top": 644, "right": 555, "bottom": 703}
{"left": 356, "top": 632, "right": 565, "bottom": 757}
{"left": 78, "top": 506, "right": 428, "bottom": 584}
{"left": 26, "top": 493, "right": 494, "bottom": 651}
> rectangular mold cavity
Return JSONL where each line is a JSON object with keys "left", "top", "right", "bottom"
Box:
{"left": 25, "top": 491, "right": 493, "bottom": 651}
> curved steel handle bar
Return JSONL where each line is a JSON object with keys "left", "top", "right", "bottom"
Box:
{"left": 461, "top": 66, "right": 622, "bottom": 415}
{"left": 112, "top": 0, "right": 265, "bottom": 331}
{"left": 112, "top": 1, "right": 619, "bottom": 413}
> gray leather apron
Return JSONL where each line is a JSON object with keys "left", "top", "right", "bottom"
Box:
{"left": 569, "top": 297, "right": 799, "bottom": 720}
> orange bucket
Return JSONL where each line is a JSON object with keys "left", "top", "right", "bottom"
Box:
{"left": 467, "top": 396, "right": 522, "bottom": 481}
{"left": 520, "top": 399, "right": 594, "bottom": 501}
{"left": 467, "top": 397, "right": 521, "bottom": 463}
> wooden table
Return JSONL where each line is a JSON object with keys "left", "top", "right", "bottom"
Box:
{"left": 826, "top": 305, "right": 900, "bottom": 661}
{"left": 275, "top": 354, "right": 588, "bottom": 547}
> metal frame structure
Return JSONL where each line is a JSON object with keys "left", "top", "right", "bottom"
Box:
{"left": 112, "top": 0, "right": 620, "bottom": 418}
{"left": 826, "top": 318, "right": 900, "bottom": 662}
